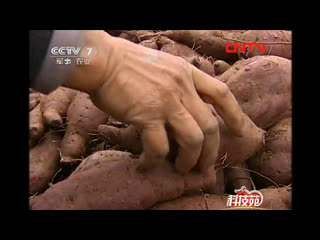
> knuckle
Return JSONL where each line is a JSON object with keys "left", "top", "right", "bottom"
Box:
{"left": 153, "top": 144, "right": 169, "bottom": 159}
{"left": 202, "top": 119, "right": 219, "bottom": 136}
{"left": 185, "top": 130, "right": 204, "bottom": 148}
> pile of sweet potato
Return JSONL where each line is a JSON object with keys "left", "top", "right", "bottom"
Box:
{"left": 29, "top": 30, "right": 292, "bottom": 210}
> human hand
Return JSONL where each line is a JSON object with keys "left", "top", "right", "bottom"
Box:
{"left": 64, "top": 31, "right": 246, "bottom": 174}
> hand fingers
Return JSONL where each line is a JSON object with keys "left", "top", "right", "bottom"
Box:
{"left": 191, "top": 66, "right": 245, "bottom": 137}
{"left": 168, "top": 103, "right": 204, "bottom": 174}
{"left": 138, "top": 123, "right": 169, "bottom": 171}
{"left": 182, "top": 95, "right": 220, "bottom": 173}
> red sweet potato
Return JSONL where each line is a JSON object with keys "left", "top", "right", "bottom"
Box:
{"left": 29, "top": 92, "right": 42, "bottom": 111}
{"left": 218, "top": 55, "right": 291, "bottom": 129}
{"left": 155, "top": 30, "right": 243, "bottom": 62}
{"left": 139, "top": 37, "right": 159, "bottom": 50}
{"left": 117, "top": 30, "right": 155, "bottom": 43}
{"left": 29, "top": 131, "right": 62, "bottom": 195}
{"left": 40, "top": 87, "right": 77, "bottom": 128}
{"left": 248, "top": 118, "right": 292, "bottom": 188}
{"left": 29, "top": 104, "right": 45, "bottom": 147}
{"left": 151, "top": 30, "right": 291, "bottom": 62}
{"left": 98, "top": 124, "right": 142, "bottom": 154}
{"left": 243, "top": 30, "right": 291, "bottom": 59}
{"left": 213, "top": 60, "right": 231, "bottom": 75}
{"left": 30, "top": 150, "right": 216, "bottom": 210}
{"left": 60, "top": 92, "right": 109, "bottom": 164}
{"left": 157, "top": 36, "right": 215, "bottom": 77}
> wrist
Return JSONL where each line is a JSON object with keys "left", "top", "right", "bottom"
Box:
{"left": 63, "top": 31, "right": 117, "bottom": 93}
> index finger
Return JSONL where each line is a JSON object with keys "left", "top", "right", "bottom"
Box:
{"left": 191, "top": 66, "right": 245, "bottom": 137}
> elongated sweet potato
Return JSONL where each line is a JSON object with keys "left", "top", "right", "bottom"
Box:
{"left": 29, "top": 92, "right": 42, "bottom": 111}
{"left": 149, "top": 30, "right": 291, "bottom": 62}
{"left": 155, "top": 30, "right": 243, "bottom": 62}
{"left": 40, "top": 87, "right": 77, "bottom": 127}
{"left": 157, "top": 36, "right": 215, "bottom": 77}
{"left": 157, "top": 36, "right": 198, "bottom": 57}
{"left": 219, "top": 55, "right": 291, "bottom": 129}
{"left": 98, "top": 124, "right": 141, "bottom": 154}
{"left": 29, "top": 131, "right": 62, "bottom": 195}
{"left": 60, "top": 92, "right": 109, "bottom": 164}
{"left": 243, "top": 30, "right": 291, "bottom": 59}
{"left": 185, "top": 56, "right": 215, "bottom": 77}
{"left": 117, "top": 30, "right": 155, "bottom": 43}
{"left": 29, "top": 104, "right": 45, "bottom": 147}
{"left": 30, "top": 150, "right": 216, "bottom": 210}
{"left": 248, "top": 118, "right": 292, "bottom": 188}
{"left": 139, "top": 37, "right": 159, "bottom": 50}
{"left": 151, "top": 186, "right": 291, "bottom": 210}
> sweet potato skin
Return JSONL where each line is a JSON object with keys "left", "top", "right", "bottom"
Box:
{"left": 157, "top": 36, "right": 215, "bottom": 77}
{"left": 213, "top": 60, "right": 231, "bottom": 75}
{"left": 151, "top": 186, "right": 291, "bottom": 210}
{"left": 248, "top": 118, "right": 292, "bottom": 188}
{"left": 160, "top": 30, "right": 243, "bottom": 62}
{"left": 29, "top": 132, "right": 62, "bottom": 195}
{"left": 185, "top": 56, "right": 215, "bottom": 77}
{"left": 139, "top": 38, "right": 159, "bottom": 50}
{"left": 60, "top": 92, "right": 109, "bottom": 164}
{"left": 243, "top": 30, "right": 291, "bottom": 59}
{"left": 40, "top": 87, "right": 77, "bottom": 127}
{"left": 159, "top": 30, "right": 291, "bottom": 62}
{"left": 219, "top": 55, "right": 291, "bottom": 129}
{"left": 157, "top": 36, "right": 198, "bottom": 57}
{"left": 29, "top": 104, "right": 45, "bottom": 147}
{"left": 30, "top": 150, "right": 216, "bottom": 210}
{"left": 98, "top": 124, "right": 142, "bottom": 154}
{"left": 29, "top": 92, "right": 42, "bottom": 111}
{"left": 118, "top": 30, "right": 154, "bottom": 43}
